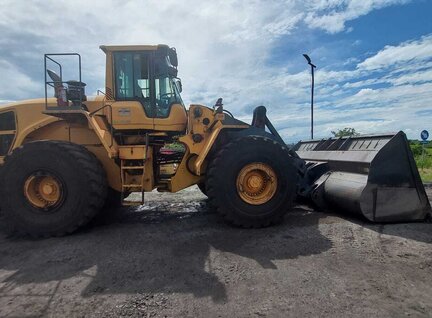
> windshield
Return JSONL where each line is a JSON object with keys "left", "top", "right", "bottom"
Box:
{"left": 154, "top": 76, "right": 184, "bottom": 117}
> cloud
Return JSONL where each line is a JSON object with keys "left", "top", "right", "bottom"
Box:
{"left": 0, "top": 0, "right": 409, "bottom": 99}
{"left": 388, "top": 68, "right": 432, "bottom": 85}
{"left": 358, "top": 35, "right": 432, "bottom": 70}
{"left": 277, "top": 33, "right": 432, "bottom": 141}
{"left": 0, "top": 0, "right": 430, "bottom": 142}
{"left": 0, "top": 59, "right": 40, "bottom": 100}
{"left": 304, "top": 0, "right": 411, "bottom": 33}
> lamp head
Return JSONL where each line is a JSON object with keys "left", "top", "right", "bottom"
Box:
{"left": 303, "top": 54, "right": 316, "bottom": 68}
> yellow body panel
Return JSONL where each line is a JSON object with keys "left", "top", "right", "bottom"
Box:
{"left": 154, "top": 105, "right": 188, "bottom": 132}
{"left": 109, "top": 101, "right": 187, "bottom": 132}
{"left": 119, "top": 145, "right": 147, "bottom": 159}
{"left": 169, "top": 149, "right": 201, "bottom": 192}
{"left": 110, "top": 101, "right": 153, "bottom": 130}
{"left": 178, "top": 105, "right": 248, "bottom": 176}
{"left": 169, "top": 105, "right": 249, "bottom": 191}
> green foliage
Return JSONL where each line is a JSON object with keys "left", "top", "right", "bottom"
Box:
{"left": 415, "top": 148, "right": 432, "bottom": 168}
{"left": 331, "top": 127, "right": 359, "bottom": 138}
{"left": 164, "top": 142, "right": 185, "bottom": 151}
{"left": 411, "top": 141, "right": 432, "bottom": 182}
{"left": 420, "top": 169, "right": 432, "bottom": 183}
{"left": 410, "top": 142, "right": 423, "bottom": 157}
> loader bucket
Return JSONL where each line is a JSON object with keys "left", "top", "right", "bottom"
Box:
{"left": 293, "top": 131, "right": 431, "bottom": 222}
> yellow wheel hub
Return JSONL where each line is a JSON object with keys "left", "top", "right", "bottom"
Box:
{"left": 236, "top": 163, "right": 278, "bottom": 205}
{"left": 24, "top": 174, "right": 63, "bottom": 209}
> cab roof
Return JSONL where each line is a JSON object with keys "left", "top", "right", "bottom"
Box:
{"left": 99, "top": 44, "right": 169, "bottom": 53}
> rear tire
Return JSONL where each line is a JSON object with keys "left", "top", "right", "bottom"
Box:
{"left": 207, "top": 136, "right": 298, "bottom": 228}
{"left": 104, "top": 188, "right": 123, "bottom": 208}
{"left": 91, "top": 188, "right": 124, "bottom": 225}
{"left": 0, "top": 141, "right": 107, "bottom": 237}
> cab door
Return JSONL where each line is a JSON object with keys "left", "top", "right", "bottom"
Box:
{"left": 110, "top": 51, "right": 155, "bottom": 130}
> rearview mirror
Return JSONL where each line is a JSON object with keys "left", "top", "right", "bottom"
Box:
{"left": 169, "top": 47, "right": 178, "bottom": 67}
{"left": 174, "top": 78, "right": 182, "bottom": 93}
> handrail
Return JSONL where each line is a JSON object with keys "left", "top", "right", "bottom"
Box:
{"left": 44, "top": 53, "right": 82, "bottom": 111}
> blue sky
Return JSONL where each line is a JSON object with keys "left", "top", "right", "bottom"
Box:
{"left": 0, "top": 0, "right": 431, "bottom": 142}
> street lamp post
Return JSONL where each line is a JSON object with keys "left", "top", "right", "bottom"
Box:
{"left": 303, "top": 54, "right": 316, "bottom": 139}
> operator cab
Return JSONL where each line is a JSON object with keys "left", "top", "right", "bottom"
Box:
{"left": 101, "top": 45, "right": 187, "bottom": 132}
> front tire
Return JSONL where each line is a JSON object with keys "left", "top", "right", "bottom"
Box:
{"left": 197, "top": 182, "right": 207, "bottom": 196}
{"left": 206, "top": 136, "right": 298, "bottom": 228}
{"left": 0, "top": 141, "right": 107, "bottom": 237}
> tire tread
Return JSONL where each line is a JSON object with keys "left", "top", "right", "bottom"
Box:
{"left": 0, "top": 141, "right": 107, "bottom": 237}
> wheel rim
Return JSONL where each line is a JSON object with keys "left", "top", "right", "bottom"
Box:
{"left": 236, "top": 162, "right": 278, "bottom": 205}
{"left": 24, "top": 172, "right": 64, "bottom": 210}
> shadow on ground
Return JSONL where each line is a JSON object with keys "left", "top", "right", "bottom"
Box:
{"left": 0, "top": 198, "right": 332, "bottom": 303}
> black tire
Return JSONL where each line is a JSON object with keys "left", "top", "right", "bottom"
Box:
{"left": 104, "top": 188, "right": 123, "bottom": 208}
{"left": 207, "top": 136, "right": 298, "bottom": 228}
{"left": 197, "top": 182, "right": 207, "bottom": 196}
{"left": 101, "top": 188, "right": 132, "bottom": 210}
{"left": 0, "top": 141, "right": 107, "bottom": 237}
{"left": 91, "top": 188, "right": 124, "bottom": 226}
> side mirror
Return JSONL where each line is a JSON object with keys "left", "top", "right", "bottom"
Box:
{"left": 174, "top": 78, "right": 182, "bottom": 93}
{"left": 169, "top": 47, "right": 178, "bottom": 67}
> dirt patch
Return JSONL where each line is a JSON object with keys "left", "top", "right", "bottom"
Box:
{"left": 0, "top": 187, "right": 431, "bottom": 317}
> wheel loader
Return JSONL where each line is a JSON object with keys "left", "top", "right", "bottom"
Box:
{"left": 0, "top": 44, "right": 430, "bottom": 237}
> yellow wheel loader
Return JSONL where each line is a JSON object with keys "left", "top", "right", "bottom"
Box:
{"left": 0, "top": 45, "right": 430, "bottom": 237}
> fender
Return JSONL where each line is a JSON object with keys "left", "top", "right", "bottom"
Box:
{"left": 0, "top": 99, "right": 122, "bottom": 191}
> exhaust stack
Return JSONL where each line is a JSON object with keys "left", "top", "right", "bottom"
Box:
{"left": 294, "top": 131, "right": 431, "bottom": 222}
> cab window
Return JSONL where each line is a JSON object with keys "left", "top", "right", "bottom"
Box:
{"left": 114, "top": 52, "right": 152, "bottom": 115}
{"left": 114, "top": 51, "right": 184, "bottom": 118}
{"left": 154, "top": 76, "right": 183, "bottom": 117}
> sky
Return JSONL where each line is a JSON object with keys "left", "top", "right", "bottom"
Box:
{"left": 0, "top": 0, "right": 431, "bottom": 142}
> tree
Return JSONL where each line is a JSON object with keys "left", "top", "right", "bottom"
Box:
{"left": 331, "top": 127, "right": 359, "bottom": 138}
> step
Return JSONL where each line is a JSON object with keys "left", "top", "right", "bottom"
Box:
{"left": 122, "top": 200, "right": 143, "bottom": 206}
{"left": 121, "top": 166, "right": 145, "bottom": 170}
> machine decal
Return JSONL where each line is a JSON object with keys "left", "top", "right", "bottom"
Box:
{"left": 118, "top": 108, "right": 131, "bottom": 117}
